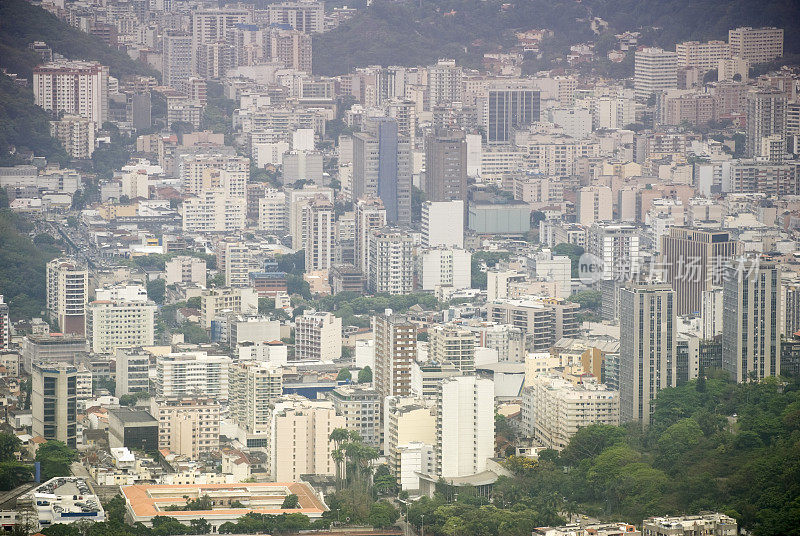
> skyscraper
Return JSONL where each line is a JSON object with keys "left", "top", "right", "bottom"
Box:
{"left": 619, "top": 282, "right": 677, "bottom": 426}
{"left": 746, "top": 90, "right": 787, "bottom": 158}
{"left": 483, "top": 82, "right": 541, "bottom": 143}
{"left": 722, "top": 260, "right": 781, "bottom": 382}
{"left": 374, "top": 313, "right": 417, "bottom": 402}
{"left": 352, "top": 118, "right": 412, "bottom": 225}
{"left": 634, "top": 47, "right": 678, "bottom": 102}
{"left": 32, "top": 362, "right": 78, "bottom": 448}
{"left": 661, "top": 228, "right": 741, "bottom": 315}
{"left": 424, "top": 130, "right": 467, "bottom": 202}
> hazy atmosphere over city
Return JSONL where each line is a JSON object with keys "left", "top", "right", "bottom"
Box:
{"left": 0, "top": 0, "right": 799, "bottom": 535}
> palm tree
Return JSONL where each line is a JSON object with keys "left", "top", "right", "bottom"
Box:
{"left": 332, "top": 448, "right": 345, "bottom": 490}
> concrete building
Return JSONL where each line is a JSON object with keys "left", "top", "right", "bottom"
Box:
{"left": 368, "top": 230, "right": 414, "bottom": 295}
{"left": 728, "top": 27, "right": 784, "bottom": 64}
{"left": 619, "top": 283, "right": 677, "bottom": 426}
{"left": 295, "top": 311, "right": 342, "bottom": 362}
{"left": 268, "top": 398, "right": 345, "bottom": 481}
{"left": 427, "top": 59, "right": 463, "bottom": 107}
{"left": 0, "top": 296, "right": 8, "bottom": 351}
{"left": 482, "top": 81, "right": 541, "bottom": 143}
{"left": 468, "top": 201, "right": 531, "bottom": 234}
{"left": 530, "top": 374, "right": 619, "bottom": 450}
{"left": 303, "top": 197, "right": 335, "bottom": 272}
{"left": 21, "top": 333, "right": 87, "bottom": 373}
{"left": 722, "top": 260, "right": 781, "bottom": 382}
{"left": 436, "top": 376, "right": 494, "bottom": 478}
{"left": 258, "top": 189, "right": 288, "bottom": 235}
{"left": 155, "top": 352, "right": 232, "bottom": 401}
{"left": 352, "top": 118, "right": 412, "bottom": 225}
{"left": 374, "top": 313, "right": 417, "bottom": 402}
{"left": 746, "top": 90, "right": 787, "bottom": 159}
{"left": 587, "top": 223, "right": 641, "bottom": 282}
{"left": 417, "top": 247, "right": 471, "bottom": 292}
{"left": 229, "top": 360, "right": 283, "bottom": 445}
{"left": 576, "top": 186, "right": 613, "bottom": 226}
{"left": 50, "top": 116, "right": 95, "bottom": 159}
{"left": 182, "top": 189, "right": 247, "bottom": 233}
{"left": 354, "top": 196, "right": 387, "bottom": 274}
{"left": 268, "top": 28, "right": 312, "bottom": 71}
{"left": 32, "top": 362, "right": 77, "bottom": 448}
{"left": 200, "top": 287, "right": 258, "bottom": 328}
{"left": 165, "top": 256, "right": 207, "bottom": 286}
{"left": 428, "top": 324, "right": 475, "bottom": 372}
{"left": 162, "top": 30, "right": 192, "bottom": 93}
{"left": 179, "top": 154, "right": 249, "bottom": 198}
{"left": 268, "top": 1, "right": 324, "bottom": 33}
{"left": 115, "top": 348, "right": 151, "bottom": 396}
{"left": 643, "top": 513, "right": 737, "bottom": 536}
{"left": 634, "top": 48, "right": 678, "bottom": 102}
{"left": 47, "top": 258, "right": 88, "bottom": 335}
{"left": 87, "top": 300, "right": 156, "bottom": 354}
{"left": 108, "top": 408, "right": 159, "bottom": 452}
{"left": 329, "top": 385, "right": 381, "bottom": 447}
{"left": 287, "top": 186, "right": 334, "bottom": 249}
{"left": 424, "top": 130, "right": 467, "bottom": 202}
{"left": 383, "top": 396, "right": 436, "bottom": 477}
{"left": 488, "top": 298, "right": 580, "bottom": 352}
{"left": 33, "top": 60, "right": 108, "bottom": 124}
{"left": 464, "top": 322, "right": 526, "bottom": 363}
{"left": 150, "top": 397, "right": 220, "bottom": 459}
{"left": 675, "top": 40, "right": 731, "bottom": 73}
{"left": 224, "top": 242, "right": 251, "bottom": 288}
{"left": 422, "top": 200, "right": 464, "bottom": 249}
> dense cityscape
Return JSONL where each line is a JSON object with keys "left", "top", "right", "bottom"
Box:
{"left": 0, "top": 0, "right": 798, "bottom": 535}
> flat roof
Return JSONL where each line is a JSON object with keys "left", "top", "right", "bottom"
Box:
{"left": 109, "top": 408, "right": 159, "bottom": 426}
{"left": 121, "top": 482, "right": 326, "bottom": 519}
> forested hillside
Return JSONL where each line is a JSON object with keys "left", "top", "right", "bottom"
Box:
{"left": 313, "top": 0, "right": 800, "bottom": 75}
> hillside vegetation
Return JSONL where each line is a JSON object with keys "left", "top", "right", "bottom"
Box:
{"left": 313, "top": 0, "right": 800, "bottom": 75}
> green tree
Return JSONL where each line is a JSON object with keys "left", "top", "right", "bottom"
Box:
{"left": 35, "top": 441, "right": 76, "bottom": 481}
{"left": 189, "top": 519, "right": 211, "bottom": 534}
{"left": 337, "top": 368, "right": 352, "bottom": 382}
{"left": 357, "top": 366, "right": 373, "bottom": 383}
{"left": 0, "top": 461, "right": 32, "bottom": 491}
{"left": 281, "top": 494, "right": 300, "bottom": 509}
{"left": 368, "top": 500, "right": 399, "bottom": 529}
{"left": 567, "top": 290, "right": 602, "bottom": 311}
{"left": 147, "top": 278, "right": 166, "bottom": 305}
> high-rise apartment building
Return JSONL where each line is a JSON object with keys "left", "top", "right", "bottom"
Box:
{"left": 224, "top": 242, "right": 251, "bottom": 288}
{"left": 179, "top": 154, "right": 249, "bottom": 198}
{"left": 374, "top": 313, "right": 417, "bottom": 402}
{"left": 267, "top": 1, "right": 325, "bottom": 33}
{"left": 258, "top": 189, "right": 288, "bottom": 235}
{"left": 427, "top": 59, "right": 463, "bottom": 108}
{"left": 49, "top": 116, "right": 96, "bottom": 159}
{"left": 587, "top": 223, "right": 641, "bottom": 282}
{"left": 619, "top": 283, "right": 676, "bottom": 426}
{"left": 155, "top": 352, "right": 232, "bottom": 401}
{"left": 329, "top": 385, "right": 381, "bottom": 447}
{"left": 722, "top": 260, "right": 781, "bottom": 382}
{"left": 268, "top": 398, "right": 345, "bottom": 481}
{"left": 746, "top": 90, "right": 787, "bottom": 158}
{"left": 416, "top": 247, "right": 471, "bottom": 292}
{"left": 428, "top": 325, "right": 475, "bottom": 372}
{"left": 32, "top": 362, "right": 77, "bottom": 448}
{"left": 421, "top": 200, "right": 464, "bottom": 249}
{"left": 488, "top": 298, "right": 580, "bottom": 352}
{"left": 200, "top": 288, "right": 258, "bottom": 328}
{"left": 182, "top": 189, "right": 247, "bottom": 233}
{"left": 675, "top": 40, "right": 732, "bottom": 73}
{"left": 295, "top": 311, "right": 342, "bottom": 362}
{"left": 661, "top": 228, "right": 740, "bottom": 315}
{"left": 368, "top": 230, "right": 414, "bottom": 295}
{"left": 162, "top": 31, "right": 192, "bottom": 93}
{"left": 268, "top": 28, "right": 312, "bottom": 72}
{"left": 287, "top": 186, "right": 335, "bottom": 249}
{"left": 436, "top": 376, "right": 494, "bottom": 478}
{"left": 530, "top": 374, "right": 620, "bottom": 450}
{"left": 352, "top": 117, "right": 412, "bottom": 225}
{"left": 228, "top": 360, "right": 282, "bottom": 444}
{"left": 354, "top": 197, "right": 387, "bottom": 274}
{"left": 634, "top": 47, "right": 678, "bottom": 102}
{"left": 115, "top": 348, "right": 151, "bottom": 396}
{"left": 576, "top": 185, "right": 613, "bottom": 226}
{"left": 165, "top": 256, "right": 207, "bottom": 286}
{"left": 424, "top": 130, "right": 467, "bottom": 202}
{"left": 33, "top": 61, "right": 108, "bottom": 124}
{"left": 47, "top": 258, "right": 88, "bottom": 335}
{"left": 0, "top": 296, "right": 8, "bottom": 351}
{"left": 191, "top": 8, "right": 252, "bottom": 53}
{"left": 150, "top": 397, "right": 220, "bottom": 459}
{"left": 303, "top": 197, "right": 335, "bottom": 272}
{"left": 87, "top": 300, "right": 156, "bottom": 354}
{"left": 728, "top": 27, "right": 784, "bottom": 64}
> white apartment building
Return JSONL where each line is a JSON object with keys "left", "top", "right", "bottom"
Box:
{"left": 421, "top": 200, "right": 464, "bottom": 248}
{"left": 303, "top": 198, "right": 335, "bottom": 272}
{"left": 427, "top": 59, "right": 463, "bottom": 107}
{"left": 50, "top": 116, "right": 95, "bottom": 159}
{"left": 182, "top": 190, "right": 246, "bottom": 233}
{"left": 675, "top": 40, "right": 732, "bottom": 73}
{"left": 87, "top": 300, "right": 156, "bottom": 354}
{"left": 587, "top": 223, "right": 641, "bottom": 281}
{"left": 287, "top": 186, "right": 334, "bottom": 249}
{"left": 576, "top": 185, "right": 613, "bottom": 225}
{"left": 224, "top": 242, "right": 251, "bottom": 288}
{"left": 728, "top": 27, "right": 784, "bottom": 64}
{"left": 593, "top": 95, "right": 636, "bottom": 130}
{"left": 436, "top": 376, "right": 494, "bottom": 478}
{"left": 329, "top": 385, "right": 381, "bottom": 447}
{"left": 33, "top": 61, "right": 108, "bottom": 124}
{"left": 530, "top": 374, "right": 619, "bottom": 450}
{"left": 200, "top": 287, "right": 258, "bottom": 328}
{"left": 398, "top": 442, "right": 436, "bottom": 491}
{"left": 368, "top": 230, "right": 414, "bottom": 295}
{"left": 229, "top": 361, "right": 283, "bottom": 443}
{"left": 295, "top": 311, "right": 342, "bottom": 362}
{"left": 155, "top": 352, "right": 232, "bottom": 401}
{"left": 416, "top": 248, "right": 471, "bottom": 292}
{"left": 258, "top": 189, "right": 287, "bottom": 234}
{"left": 463, "top": 322, "right": 525, "bottom": 363}
{"left": 179, "top": 154, "right": 249, "bottom": 198}
{"left": 428, "top": 325, "right": 475, "bottom": 372}
{"left": 150, "top": 397, "right": 220, "bottom": 459}
{"left": 47, "top": 258, "right": 88, "bottom": 336}
{"left": 267, "top": 1, "right": 324, "bottom": 33}
{"left": 165, "top": 256, "right": 206, "bottom": 286}
{"left": 268, "top": 398, "right": 345, "bottom": 481}
{"left": 383, "top": 396, "right": 436, "bottom": 477}
{"left": 520, "top": 136, "right": 600, "bottom": 176}
{"left": 355, "top": 197, "right": 387, "bottom": 273}
{"left": 634, "top": 47, "right": 678, "bottom": 102}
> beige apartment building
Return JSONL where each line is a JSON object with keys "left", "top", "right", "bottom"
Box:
{"left": 47, "top": 258, "right": 89, "bottom": 335}
{"left": 200, "top": 287, "right": 258, "bottom": 328}
{"left": 728, "top": 26, "right": 784, "bottom": 64}
{"left": 675, "top": 40, "right": 731, "bottom": 73}
{"left": 383, "top": 396, "right": 436, "bottom": 478}
{"left": 228, "top": 361, "right": 282, "bottom": 444}
{"left": 295, "top": 311, "right": 342, "bottom": 362}
{"left": 151, "top": 397, "right": 220, "bottom": 460}
{"left": 374, "top": 313, "right": 417, "bottom": 402}
{"left": 428, "top": 325, "right": 475, "bottom": 372}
